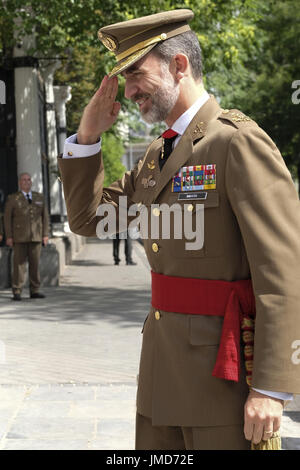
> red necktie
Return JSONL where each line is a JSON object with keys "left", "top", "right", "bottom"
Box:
{"left": 162, "top": 129, "right": 178, "bottom": 139}
{"left": 160, "top": 129, "right": 179, "bottom": 170}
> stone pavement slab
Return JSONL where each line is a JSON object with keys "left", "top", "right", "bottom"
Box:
{"left": 0, "top": 384, "right": 136, "bottom": 450}
{"left": 0, "top": 239, "right": 145, "bottom": 449}
{"left": 0, "top": 239, "right": 149, "bottom": 385}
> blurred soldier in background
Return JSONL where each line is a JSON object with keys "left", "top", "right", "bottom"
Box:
{"left": 4, "top": 173, "right": 49, "bottom": 301}
{"left": 113, "top": 231, "right": 137, "bottom": 265}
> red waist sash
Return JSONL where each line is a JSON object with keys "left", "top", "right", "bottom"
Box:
{"left": 151, "top": 271, "right": 256, "bottom": 383}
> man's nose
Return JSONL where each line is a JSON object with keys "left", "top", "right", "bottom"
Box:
{"left": 124, "top": 80, "right": 138, "bottom": 100}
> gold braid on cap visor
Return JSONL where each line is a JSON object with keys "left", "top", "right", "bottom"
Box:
{"left": 109, "top": 45, "right": 155, "bottom": 76}
{"left": 116, "top": 33, "right": 168, "bottom": 61}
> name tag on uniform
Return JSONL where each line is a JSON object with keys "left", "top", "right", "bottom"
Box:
{"left": 172, "top": 164, "right": 216, "bottom": 192}
{"left": 178, "top": 192, "right": 207, "bottom": 201}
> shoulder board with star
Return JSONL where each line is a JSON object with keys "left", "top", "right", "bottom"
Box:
{"left": 218, "top": 109, "right": 256, "bottom": 128}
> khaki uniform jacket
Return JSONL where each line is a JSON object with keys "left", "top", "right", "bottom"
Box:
{"left": 58, "top": 96, "right": 300, "bottom": 427}
{"left": 4, "top": 191, "right": 49, "bottom": 243}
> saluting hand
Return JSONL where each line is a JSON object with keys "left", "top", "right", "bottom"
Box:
{"left": 77, "top": 75, "right": 121, "bottom": 145}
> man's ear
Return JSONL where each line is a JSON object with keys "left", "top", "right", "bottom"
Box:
{"left": 172, "top": 54, "right": 189, "bottom": 80}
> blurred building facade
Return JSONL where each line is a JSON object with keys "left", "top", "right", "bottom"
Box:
{"left": 0, "top": 34, "right": 84, "bottom": 289}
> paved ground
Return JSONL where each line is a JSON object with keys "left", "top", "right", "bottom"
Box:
{"left": 0, "top": 238, "right": 299, "bottom": 450}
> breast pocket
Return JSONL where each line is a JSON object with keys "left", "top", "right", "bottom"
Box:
{"left": 13, "top": 222, "right": 23, "bottom": 235}
{"left": 170, "top": 190, "right": 224, "bottom": 258}
{"left": 33, "top": 202, "right": 43, "bottom": 216}
{"left": 15, "top": 203, "right": 28, "bottom": 218}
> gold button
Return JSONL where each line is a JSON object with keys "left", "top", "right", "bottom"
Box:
{"left": 68, "top": 151, "right": 73, "bottom": 156}
{"left": 152, "top": 243, "right": 159, "bottom": 253}
{"left": 152, "top": 208, "right": 160, "bottom": 217}
{"left": 187, "top": 204, "right": 194, "bottom": 212}
{"left": 155, "top": 311, "right": 160, "bottom": 320}
{"left": 160, "top": 33, "right": 167, "bottom": 40}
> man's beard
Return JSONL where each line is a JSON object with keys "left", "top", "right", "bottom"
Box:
{"left": 134, "top": 68, "right": 179, "bottom": 124}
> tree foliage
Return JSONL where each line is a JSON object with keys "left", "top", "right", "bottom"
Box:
{"left": 1, "top": 0, "right": 299, "bottom": 186}
{"left": 101, "top": 133, "right": 126, "bottom": 186}
{"left": 1, "top": 0, "right": 261, "bottom": 80}
{"left": 231, "top": 0, "right": 300, "bottom": 183}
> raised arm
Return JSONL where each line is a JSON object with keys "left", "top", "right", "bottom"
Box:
{"left": 58, "top": 75, "right": 144, "bottom": 237}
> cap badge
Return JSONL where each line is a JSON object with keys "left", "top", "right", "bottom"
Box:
{"left": 98, "top": 32, "right": 118, "bottom": 52}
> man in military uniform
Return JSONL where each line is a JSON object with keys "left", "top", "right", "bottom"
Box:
{"left": 58, "top": 10, "right": 300, "bottom": 449}
{"left": 4, "top": 172, "right": 49, "bottom": 300}
{"left": 113, "top": 231, "right": 136, "bottom": 265}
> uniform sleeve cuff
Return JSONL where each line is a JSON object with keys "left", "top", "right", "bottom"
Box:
{"left": 252, "top": 388, "right": 293, "bottom": 401}
{"left": 62, "top": 134, "right": 101, "bottom": 158}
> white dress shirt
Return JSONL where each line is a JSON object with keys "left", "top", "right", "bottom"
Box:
{"left": 22, "top": 190, "right": 32, "bottom": 200}
{"left": 62, "top": 93, "right": 292, "bottom": 402}
{"left": 170, "top": 91, "right": 210, "bottom": 147}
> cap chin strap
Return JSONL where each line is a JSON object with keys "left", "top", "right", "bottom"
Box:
{"left": 116, "top": 34, "right": 167, "bottom": 62}
{"left": 109, "top": 45, "right": 155, "bottom": 77}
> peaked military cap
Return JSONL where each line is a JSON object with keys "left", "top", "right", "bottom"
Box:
{"left": 98, "top": 9, "right": 194, "bottom": 77}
